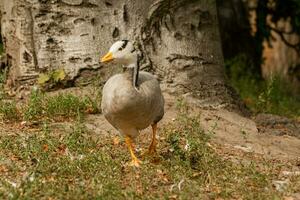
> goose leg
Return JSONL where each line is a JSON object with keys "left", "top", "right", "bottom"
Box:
{"left": 125, "top": 136, "right": 141, "bottom": 167}
{"left": 148, "top": 123, "right": 157, "bottom": 154}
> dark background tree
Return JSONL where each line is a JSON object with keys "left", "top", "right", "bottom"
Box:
{"left": 217, "top": 0, "right": 300, "bottom": 117}
{"left": 218, "top": 0, "right": 300, "bottom": 85}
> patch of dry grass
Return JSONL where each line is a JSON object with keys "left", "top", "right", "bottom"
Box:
{"left": 0, "top": 110, "right": 299, "bottom": 199}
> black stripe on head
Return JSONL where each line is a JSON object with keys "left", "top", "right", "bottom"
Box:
{"left": 119, "top": 39, "right": 128, "bottom": 51}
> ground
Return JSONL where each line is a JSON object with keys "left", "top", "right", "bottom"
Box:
{"left": 0, "top": 87, "right": 299, "bottom": 199}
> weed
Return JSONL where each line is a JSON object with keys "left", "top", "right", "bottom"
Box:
{"left": 0, "top": 85, "right": 101, "bottom": 122}
{"left": 0, "top": 101, "right": 20, "bottom": 121}
{"left": 22, "top": 89, "right": 100, "bottom": 122}
{"left": 257, "top": 75, "right": 300, "bottom": 116}
{"left": 226, "top": 54, "right": 300, "bottom": 118}
{"left": 85, "top": 84, "right": 102, "bottom": 114}
{"left": 0, "top": 69, "right": 6, "bottom": 85}
{"left": 37, "top": 69, "right": 66, "bottom": 89}
{"left": 45, "top": 94, "right": 84, "bottom": 118}
{"left": 175, "top": 98, "right": 189, "bottom": 114}
{"left": 23, "top": 89, "right": 45, "bottom": 121}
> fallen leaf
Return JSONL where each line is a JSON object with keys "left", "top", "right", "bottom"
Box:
{"left": 43, "top": 144, "right": 49, "bottom": 152}
{"left": 113, "top": 137, "right": 120, "bottom": 145}
{"left": 0, "top": 165, "right": 8, "bottom": 173}
{"left": 169, "top": 195, "right": 177, "bottom": 200}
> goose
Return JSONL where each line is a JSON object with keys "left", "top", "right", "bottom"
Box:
{"left": 100, "top": 40, "right": 164, "bottom": 167}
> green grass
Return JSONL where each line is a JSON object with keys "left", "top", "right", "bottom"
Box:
{"left": 0, "top": 112, "right": 298, "bottom": 199}
{"left": 23, "top": 89, "right": 99, "bottom": 121}
{"left": 226, "top": 54, "right": 300, "bottom": 118}
{"left": 0, "top": 101, "right": 20, "bottom": 121}
{"left": 0, "top": 89, "right": 100, "bottom": 122}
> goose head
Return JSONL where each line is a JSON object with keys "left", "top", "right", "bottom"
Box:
{"left": 101, "top": 40, "right": 137, "bottom": 68}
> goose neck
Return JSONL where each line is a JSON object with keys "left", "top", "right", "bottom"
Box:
{"left": 125, "top": 62, "right": 140, "bottom": 88}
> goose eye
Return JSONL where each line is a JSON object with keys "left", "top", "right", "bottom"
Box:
{"left": 118, "top": 47, "right": 123, "bottom": 51}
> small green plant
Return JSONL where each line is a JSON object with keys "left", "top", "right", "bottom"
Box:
{"left": 23, "top": 89, "right": 45, "bottom": 120}
{"left": 46, "top": 93, "right": 100, "bottom": 118}
{"left": 167, "top": 131, "right": 183, "bottom": 156}
{"left": 226, "top": 54, "right": 300, "bottom": 118}
{"left": 0, "top": 69, "right": 7, "bottom": 85}
{"left": 257, "top": 76, "right": 277, "bottom": 111}
{"left": 256, "top": 75, "right": 300, "bottom": 116}
{"left": 46, "top": 94, "right": 84, "bottom": 118}
{"left": 37, "top": 69, "right": 66, "bottom": 89}
{"left": 0, "top": 70, "right": 7, "bottom": 100}
{"left": 175, "top": 98, "right": 190, "bottom": 116}
{"left": 23, "top": 89, "right": 100, "bottom": 122}
{"left": 0, "top": 101, "right": 20, "bottom": 121}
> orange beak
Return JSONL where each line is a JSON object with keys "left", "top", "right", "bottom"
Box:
{"left": 101, "top": 52, "right": 113, "bottom": 63}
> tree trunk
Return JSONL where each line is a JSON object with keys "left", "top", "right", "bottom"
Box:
{"left": 0, "top": 0, "right": 247, "bottom": 114}
{"left": 217, "top": 0, "right": 257, "bottom": 61}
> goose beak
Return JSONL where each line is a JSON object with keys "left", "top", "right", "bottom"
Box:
{"left": 101, "top": 52, "right": 113, "bottom": 63}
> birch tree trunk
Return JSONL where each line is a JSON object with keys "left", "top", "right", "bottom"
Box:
{"left": 0, "top": 0, "right": 246, "bottom": 113}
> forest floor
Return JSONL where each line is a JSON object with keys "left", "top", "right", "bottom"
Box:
{"left": 0, "top": 87, "right": 299, "bottom": 199}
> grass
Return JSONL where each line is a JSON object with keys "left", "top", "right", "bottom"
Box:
{"left": 23, "top": 89, "right": 99, "bottom": 121}
{"left": 0, "top": 89, "right": 100, "bottom": 122}
{"left": 0, "top": 110, "right": 299, "bottom": 199}
{"left": 225, "top": 54, "right": 300, "bottom": 118}
{"left": 0, "top": 101, "right": 20, "bottom": 121}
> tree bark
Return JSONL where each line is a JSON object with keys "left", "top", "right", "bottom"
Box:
{"left": 0, "top": 0, "right": 247, "bottom": 114}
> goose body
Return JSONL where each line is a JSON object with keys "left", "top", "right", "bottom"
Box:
{"left": 102, "top": 71, "right": 164, "bottom": 138}
{"left": 100, "top": 40, "right": 164, "bottom": 167}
